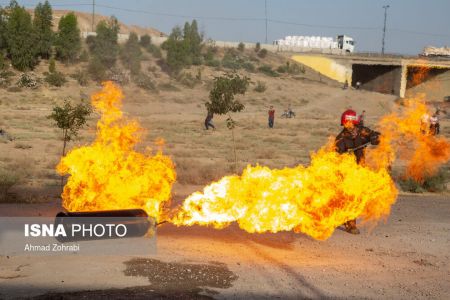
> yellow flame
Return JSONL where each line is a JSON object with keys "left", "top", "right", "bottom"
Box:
{"left": 56, "top": 81, "right": 176, "bottom": 218}
{"left": 172, "top": 147, "right": 398, "bottom": 240}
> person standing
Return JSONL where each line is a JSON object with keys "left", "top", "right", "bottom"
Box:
{"left": 335, "top": 109, "right": 381, "bottom": 235}
{"left": 204, "top": 111, "right": 215, "bottom": 130}
{"left": 358, "top": 110, "right": 366, "bottom": 127}
{"left": 268, "top": 106, "right": 275, "bottom": 128}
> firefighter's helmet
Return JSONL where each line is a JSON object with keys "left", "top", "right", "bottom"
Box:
{"left": 341, "top": 109, "right": 359, "bottom": 126}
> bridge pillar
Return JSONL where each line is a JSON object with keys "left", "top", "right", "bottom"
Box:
{"left": 399, "top": 63, "right": 407, "bottom": 98}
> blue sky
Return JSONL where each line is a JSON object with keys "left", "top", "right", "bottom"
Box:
{"left": 3, "top": 0, "right": 450, "bottom": 55}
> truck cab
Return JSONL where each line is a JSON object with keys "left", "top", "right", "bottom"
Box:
{"left": 337, "top": 35, "right": 355, "bottom": 53}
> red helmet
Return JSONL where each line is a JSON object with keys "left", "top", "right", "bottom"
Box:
{"left": 340, "top": 109, "right": 359, "bottom": 126}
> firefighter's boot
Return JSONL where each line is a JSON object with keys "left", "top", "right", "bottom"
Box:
{"left": 344, "top": 219, "right": 360, "bottom": 235}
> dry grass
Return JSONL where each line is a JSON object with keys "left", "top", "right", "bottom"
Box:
{"left": 14, "top": 142, "right": 32, "bottom": 149}
{"left": 175, "top": 158, "right": 229, "bottom": 185}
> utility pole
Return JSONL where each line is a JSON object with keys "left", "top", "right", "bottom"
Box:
{"left": 265, "top": 0, "right": 268, "bottom": 44}
{"left": 381, "top": 5, "right": 390, "bottom": 55}
{"left": 91, "top": 0, "right": 95, "bottom": 32}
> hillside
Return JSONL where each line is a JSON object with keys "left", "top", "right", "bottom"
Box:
{"left": 28, "top": 9, "right": 165, "bottom": 37}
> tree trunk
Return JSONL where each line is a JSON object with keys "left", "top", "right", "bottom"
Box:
{"left": 231, "top": 126, "right": 238, "bottom": 174}
{"left": 60, "top": 130, "right": 67, "bottom": 192}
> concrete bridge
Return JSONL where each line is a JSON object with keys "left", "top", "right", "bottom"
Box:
{"left": 290, "top": 54, "right": 450, "bottom": 99}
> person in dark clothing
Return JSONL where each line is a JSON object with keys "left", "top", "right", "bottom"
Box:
{"left": 268, "top": 106, "right": 275, "bottom": 128}
{"left": 204, "top": 111, "right": 215, "bottom": 130}
{"left": 335, "top": 109, "right": 381, "bottom": 234}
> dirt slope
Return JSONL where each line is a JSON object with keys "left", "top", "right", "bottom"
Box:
{"left": 28, "top": 9, "right": 164, "bottom": 36}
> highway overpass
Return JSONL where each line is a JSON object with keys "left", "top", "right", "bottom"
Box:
{"left": 291, "top": 54, "right": 450, "bottom": 99}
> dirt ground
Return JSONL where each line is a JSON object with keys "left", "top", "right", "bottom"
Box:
{"left": 0, "top": 194, "right": 449, "bottom": 299}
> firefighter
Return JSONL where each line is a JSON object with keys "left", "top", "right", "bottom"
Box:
{"left": 335, "top": 109, "right": 381, "bottom": 234}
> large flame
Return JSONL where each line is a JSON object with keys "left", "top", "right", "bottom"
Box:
{"left": 172, "top": 148, "right": 397, "bottom": 240}
{"left": 57, "top": 81, "right": 176, "bottom": 218}
{"left": 367, "top": 95, "right": 450, "bottom": 182}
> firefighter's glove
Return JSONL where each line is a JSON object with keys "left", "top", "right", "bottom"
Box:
{"left": 370, "top": 133, "right": 381, "bottom": 145}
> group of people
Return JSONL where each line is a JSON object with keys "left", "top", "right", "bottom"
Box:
{"left": 268, "top": 105, "right": 295, "bottom": 128}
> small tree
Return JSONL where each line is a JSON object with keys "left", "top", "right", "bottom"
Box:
{"left": 206, "top": 73, "right": 250, "bottom": 172}
{"left": 55, "top": 12, "right": 81, "bottom": 62}
{"left": 33, "top": 1, "right": 53, "bottom": 59}
{"left": 48, "top": 98, "right": 91, "bottom": 157}
{"left": 48, "top": 98, "right": 91, "bottom": 188}
{"left": 121, "top": 32, "right": 141, "bottom": 75}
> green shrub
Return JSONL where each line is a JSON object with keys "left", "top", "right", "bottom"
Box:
{"left": 120, "top": 32, "right": 142, "bottom": 75}
{"left": 0, "top": 53, "right": 6, "bottom": 70}
{"left": 242, "top": 61, "right": 255, "bottom": 72}
{"left": 17, "top": 73, "right": 39, "bottom": 88}
{"left": 177, "top": 72, "right": 199, "bottom": 88}
{"left": 222, "top": 56, "right": 241, "bottom": 70}
{"left": 71, "top": 69, "right": 89, "bottom": 86}
{"left": 205, "top": 59, "right": 221, "bottom": 68}
{"left": 257, "top": 48, "right": 268, "bottom": 58}
{"left": 147, "top": 44, "right": 162, "bottom": 58}
{"left": 45, "top": 71, "right": 66, "bottom": 87}
{"left": 203, "top": 46, "right": 216, "bottom": 61}
{"left": 277, "top": 64, "right": 288, "bottom": 73}
{"left": 237, "top": 42, "right": 245, "bottom": 52}
{"left": 0, "top": 168, "right": 20, "bottom": 202}
{"left": 139, "top": 34, "right": 151, "bottom": 48}
{"left": 399, "top": 171, "right": 448, "bottom": 193}
{"left": 79, "top": 49, "right": 89, "bottom": 62}
{"left": 258, "top": 65, "right": 279, "bottom": 77}
{"left": 254, "top": 42, "right": 261, "bottom": 52}
{"left": 254, "top": 80, "right": 267, "bottom": 93}
{"left": 135, "top": 73, "right": 156, "bottom": 91}
{"left": 48, "top": 57, "right": 56, "bottom": 73}
{"left": 287, "top": 62, "right": 305, "bottom": 74}
{"left": 88, "top": 57, "right": 107, "bottom": 82}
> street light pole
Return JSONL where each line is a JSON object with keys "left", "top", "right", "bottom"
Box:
{"left": 92, "top": 0, "right": 95, "bottom": 32}
{"left": 382, "top": 5, "right": 390, "bottom": 55}
{"left": 265, "top": 0, "right": 268, "bottom": 44}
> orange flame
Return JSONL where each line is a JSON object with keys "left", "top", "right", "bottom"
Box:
{"left": 367, "top": 95, "right": 450, "bottom": 182}
{"left": 56, "top": 81, "right": 176, "bottom": 218}
{"left": 172, "top": 146, "right": 398, "bottom": 240}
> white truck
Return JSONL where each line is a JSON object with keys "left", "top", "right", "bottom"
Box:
{"left": 422, "top": 46, "right": 450, "bottom": 57}
{"left": 274, "top": 34, "right": 355, "bottom": 53}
